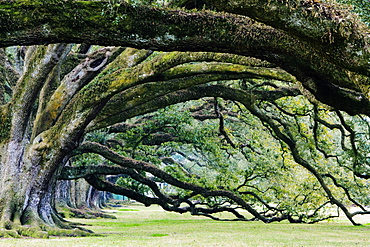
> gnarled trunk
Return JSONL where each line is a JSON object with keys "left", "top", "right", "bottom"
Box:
{"left": 0, "top": 140, "right": 74, "bottom": 233}
{"left": 0, "top": 43, "right": 111, "bottom": 236}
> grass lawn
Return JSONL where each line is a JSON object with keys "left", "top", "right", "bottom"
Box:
{"left": 1, "top": 204, "right": 370, "bottom": 246}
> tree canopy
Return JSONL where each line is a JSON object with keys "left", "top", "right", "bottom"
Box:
{"left": 1, "top": 0, "right": 370, "bottom": 238}
{"left": 0, "top": 0, "right": 370, "bottom": 114}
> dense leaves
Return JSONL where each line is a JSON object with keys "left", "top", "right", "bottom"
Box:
{"left": 339, "top": 0, "right": 370, "bottom": 25}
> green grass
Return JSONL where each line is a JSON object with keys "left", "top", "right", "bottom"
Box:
{"left": 151, "top": 233, "right": 169, "bottom": 237}
{"left": 117, "top": 208, "right": 139, "bottom": 212}
{"left": 1, "top": 204, "right": 370, "bottom": 246}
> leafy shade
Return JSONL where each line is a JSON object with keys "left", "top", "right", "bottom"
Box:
{"left": 62, "top": 81, "right": 370, "bottom": 225}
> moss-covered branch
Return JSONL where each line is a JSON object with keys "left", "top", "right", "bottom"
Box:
{"left": 90, "top": 83, "right": 301, "bottom": 131}
{"left": 0, "top": 1, "right": 369, "bottom": 115}
{"left": 59, "top": 164, "right": 129, "bottom": 180}
{"left": 89, "top": 69, "right": 279, "bottom": 129}
{"left": 10, "top": 44, "right": 68, "bottom": 142}
{"left": 206, "top": 0, "right": 370, "bottom": 75}
{"left": 32, "top": 47, "right": 122, "bottom": 137}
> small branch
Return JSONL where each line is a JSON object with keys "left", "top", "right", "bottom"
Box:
{"left": 214, "top": 98, "right": 237, "bottom": 148}
{"left": 323, "top": 173, "right": 366, "bottom": 211}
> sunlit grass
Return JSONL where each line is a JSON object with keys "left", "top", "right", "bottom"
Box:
{"left": 1, "top": 204, "right": 370, "bottom": 246}
{"left": 117, "top": 208, "right": 139, "bottom": 212}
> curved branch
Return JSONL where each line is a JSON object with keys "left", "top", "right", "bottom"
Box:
{"left": 323, "top": 173, "right": 366, "bottom": 211}
{"left": 206, "top": 0, "right": 370, "bottom": 76}
{"left": 59, "top": 164, "right": 128, "bottom": 180}
{"left": 85, "top": 174, "right": 163, "bottom": 207}
{"left": 214, "top": 98, "right": 237, "bottom": 148}
{"left": 32, "top": 46, "right": 123, "bottom": 137}
{"left": 11, "top": 44, "right": 69, "bottom": 142}
{"left": 89, "top": 81, "right": 301, "bottom": 131}
{"left": 77, "top": 141, "right": 208, "bottom": 193}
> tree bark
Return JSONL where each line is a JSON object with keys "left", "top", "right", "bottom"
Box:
{"left": 0, "top": 44, "right": 70, "bottom": 230}
{"left": 55, "top": 179, "right": 109, "bottom": 214}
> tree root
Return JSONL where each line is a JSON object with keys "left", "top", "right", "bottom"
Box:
{"left": 0, "top": 219, "right": 99, "bottom": 238}
{"left": 59, "top": 207, "right": 116, "bottom": 219}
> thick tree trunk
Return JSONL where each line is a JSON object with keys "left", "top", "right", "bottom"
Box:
{"left": 0, "top": 142, "right": 67, "bottom": 229}
{"left": 0, "top": 44, "right": 92, "bottom": 236}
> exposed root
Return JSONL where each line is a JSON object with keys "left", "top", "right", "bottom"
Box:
{"left": 0, "top": 216, "right": 99, "bottom": 238}
{"left": 0, "top": 224, "right": 97, "bottom": 238}
{"left": 0, "top": 229, "right": 22, "bottom": 238}
{"left": 58, "top": 207, "right": 116, "bottom": 219}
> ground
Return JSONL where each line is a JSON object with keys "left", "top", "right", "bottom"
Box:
{"left": 0, "top": 203, "right": 370, "bottom": 246}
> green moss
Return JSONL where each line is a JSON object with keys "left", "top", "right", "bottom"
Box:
{"left": 60, "top": 54, "right": 82, "bottom": 79}
{"left": 0, "top": 107, "right": 11, "bottom": 142}
{"left": 151, "top": 233, "right": 169, "bottom": 237}
{"left": 3, "top": 220, "right": 13, "bottom": 230}
{"left": 17, "top": 226, "right": 49, "bottom": 239}
{"left": 57, "top": 207, "right": 74, "bottom": 219}
{"left": 0, "top": 222, "right": 99, "bottom": 238}
{"left": 0, "top": 225, "right": 96, "bottom": 238}
{"left": 118, "top": 208, "right": 139, "bottom": 211}
{"left": 0, "top": 229, "right": 20, "bottom": 238}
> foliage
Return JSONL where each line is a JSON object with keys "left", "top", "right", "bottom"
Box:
{"left": 338, "top": 0, "right": 370, "bottom": 25}
{"left": 116, "top": 174, "right": 151, "bottom": 195}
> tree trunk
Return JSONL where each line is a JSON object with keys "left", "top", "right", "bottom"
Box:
{"left": 0, "top": 143, "right": 69, "bottom": 230}
{"left": 55, "top": 179, "right": 109, "bottom": 211}
{"left": 0, "top": 44, "right": 93, "bottom": 236}
{"left": 55, "top": 178, "right": 113, "bottom": 221}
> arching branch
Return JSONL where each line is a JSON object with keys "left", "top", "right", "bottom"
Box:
{"left": 72, "top": 141, "right": 325, "bottom": 223}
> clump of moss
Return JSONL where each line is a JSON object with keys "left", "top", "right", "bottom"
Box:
{"left": 0, "top": 229, "right": 20, "bottom": 238}
{"left": 0, "top": 107, "right": 12, "bottom": 142}
{"left": 70, "top": 208, "right": 117, "bottom": 219}
{"left": 3, "top": 220, "right": 13, "bottom": 230}
{"left": 1, "top": 225, "right": 99, "bottom": 238}
{"left": 17, "top": 226, "right": 49, "bottom": 239}
{"left": 58, "top": 206, "right": 116, "bottom": 219}
{"left": 57, "top": 207, "right": 74, "bottom": 219}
